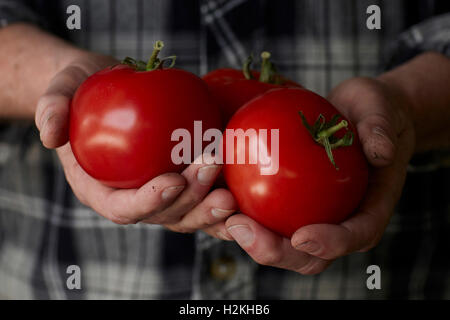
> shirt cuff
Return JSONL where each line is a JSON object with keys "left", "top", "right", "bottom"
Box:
{"left": 387, "top": 13, "right": 450, "bottom": 68}
{"left": 0, "top": 0, "right": 42, "bottom": 28}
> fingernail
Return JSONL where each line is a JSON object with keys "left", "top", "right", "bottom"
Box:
{"left": 227, "top": 225, "right": 254, "bottom": 247}
{"left": 161, "top": 185, "right": 184, "bottom": 201}
{"left": 217, "top": 231, "right": 234, "bottom": 241}
{"left": 40, "top": 114, "right": 59, "bottom": 144}
{"left": 372, "top": 126, "right": 388, "bottom": 138}
{"left": 295, "top": 241, "right": 320, "bottom": 253}
{"left": 39, "top": 116, "right": 52, "bottom": 139}
{"left": 39, "top": 109, "right": 54, "bottom": 132}
{"left": 211, "top": 208, "right": 234, "bottom": 219}
{"left": 197, "top": 165, "right": 220, "bottom": 186}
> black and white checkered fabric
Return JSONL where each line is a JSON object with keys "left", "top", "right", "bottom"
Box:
{"left": 0, "top": 0, "right": 449, "bottom": 299}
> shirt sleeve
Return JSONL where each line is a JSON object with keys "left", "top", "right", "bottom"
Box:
{"left": 0, "top": 0, "right": 42, "bottom": 28}
{"left": 385, "top": 13, "right": 450, "bottom": 168}
{"left": 386, "top": 13, "right": 450, "bottom": 68}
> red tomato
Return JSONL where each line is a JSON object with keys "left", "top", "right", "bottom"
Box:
{"left": 222, "top": 88, "right": 369, "bottom": 238}
{"left": 202, "top": 52, "right": 302, "bottom": 126}
{"left": 70, "top": 43, "right": 221, "bottom": 189}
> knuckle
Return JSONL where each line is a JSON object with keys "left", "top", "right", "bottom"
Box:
{"left": 210, "top": 188, "right": 236, "bottom": 208}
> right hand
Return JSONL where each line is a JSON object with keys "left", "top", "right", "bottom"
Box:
{"left": 35, "top": 52, "right": 237, "bottom": 240}
{"left": 224, "top": 76, "right": 416, "bottom": 275}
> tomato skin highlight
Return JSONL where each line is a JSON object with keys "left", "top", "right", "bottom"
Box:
{"left": 202, "top": 68, "right": 302, "bottom": 126}
{"left": 222, "top": 88, "right": 369, "bottom": 238}
{"left": 70, "top": 65, "right": 222, "bottom": 189}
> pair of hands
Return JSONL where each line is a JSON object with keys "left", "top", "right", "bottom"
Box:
{"left": 35, "top": 52, "right": 415, "bottom": 275}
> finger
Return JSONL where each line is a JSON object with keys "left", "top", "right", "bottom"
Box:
{"left": 203, "top": 222, "right": 234, "bottom": 241}
{"left": 291, "top": 204, "right": 389, "bottom": 261}
{"left": 57, "top": 143, "right": 187, "bottom": 224}
{"left": 357, "top": 118, "right": 397, "bottom": 166}
{"left": 328, "top": 78, "right": 405, "bottom": 167}
{"left": 226, "top": 214, "right": 332, "bottom": 275}
{"left": 146, "top": 155, "right": 222, "bottom": 225}
{"left": 162, "top": 188, "right": 237, "bottom": 233}
{"left": 36, "top": 65, "right": 91, "bottom": 148}
{"left": 355, "top": 111, "right": 398, "bottom": 167}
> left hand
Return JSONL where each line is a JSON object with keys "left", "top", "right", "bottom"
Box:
{"left": 225, "top": 77, "right": 415, "bottom": 274}
{"left": 35, "top": 52, "right": 237, "bottom": 240}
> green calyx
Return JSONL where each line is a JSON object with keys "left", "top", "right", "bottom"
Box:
{"left": 121, "top": 40, "right": 176, "bottom": 71}
{"left": 299, "top": 111, "right": 354, "bottom": 170}
{"left": 242, "top": 51, "right": 283, "bottom": 84}
{"left": 243, "top": 54, "right": 255, "bottom": 80}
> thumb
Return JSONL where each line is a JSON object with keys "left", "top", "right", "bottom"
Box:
{"left": 356, "top": 112, "right": 398, "bottom": 167}
{"left": 36, "top": 94, "right": 70, "bottom": 148}
{"left": 328, "top": 78, "right": 403, "bottom": 167}
{"left": 35, "top": 65, "right": 90, "bottom": 149}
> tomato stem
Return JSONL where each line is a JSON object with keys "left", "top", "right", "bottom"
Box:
{"left": 121, "top": 40, "right": 177, "bottom": 72}
{"left": 330, "top": 132, "right": 354, "bottom": 149}
{"left": 259, "top": 51, "right": 272, "bottom": 83}
{"left": 299, "top": 111, "right": 354, "bottom": 170}
{"left": 240, "top": 51, "right": 284, "bottom": 84}
{"left": 243, "top": 54, "right": 255, "bottom": 80}
{"left": 318, "top": 120, "right": 348, "bottom": 139}
{"left": 146, "top": 40, "right": 164, "bottom": 71}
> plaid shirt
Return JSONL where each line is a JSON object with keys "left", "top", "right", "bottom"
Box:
{"left": 0, "top": 0, "right": 449, "bottom": 299}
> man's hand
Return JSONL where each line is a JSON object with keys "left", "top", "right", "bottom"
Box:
{"left": 225, "top": 77, "right": 416, "bottom": 274}
{"left": 35, "top": 52, "right": 236, "bottom": 240}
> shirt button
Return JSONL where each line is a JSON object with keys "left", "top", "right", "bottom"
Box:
{"left": 210, "top": 257, "right": 237, "bottom": 281}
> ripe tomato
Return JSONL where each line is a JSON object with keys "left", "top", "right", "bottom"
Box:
{"left": 202, "top": 52, "right": 302, "bottom": 126}
{"left": 222, "top": 88, "right": 369, "bottom": 238}
{"left": 70, "top": 41, "right": 221, "bottom": 189}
